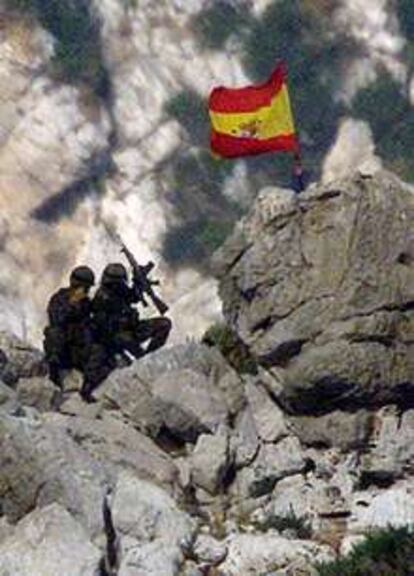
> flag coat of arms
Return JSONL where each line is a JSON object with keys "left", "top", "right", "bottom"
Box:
{"left": 208, "top": 63, "right": 298, "bottom": 158}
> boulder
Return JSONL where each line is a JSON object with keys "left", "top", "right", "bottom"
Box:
{"left": 99, "top": 343, "right": 232, "bottom": 443}
{"left": 235, "top": 437, "right": 306, "bottom": 498}
{"left": 16, "top": 377, "right": 60, "bottom": 412}
{"left": 0, "top": 503, "right": 100, "bottom": 576}
{"left": 231, "top": 405, "right": 260, "bottom": 468}
{"left": 289, "top": 410, "right": 373, "bottom": 451}
{"left": 113, "top": 471, "right": 195, "bottom": 576}
{"left": 214, "top": 172, "right": 414, "bottom": 413}
{"left": 218, "top": 532, "right": 334, "bottom": 576}
{"left": 151, "top": 368, "right": 228, "bottom": 442}
{"left": 245, "top": 377, "right": 289, "bottom": 443}
{"left": 0, "top": 331, "right": 46, "bottom": 387}
{"left": 0, "top": 380, "right": 19, "bottom": 414}
{"left": 57, "top": 411, "right": 179, "bottom": 491}
{"left": 360, "top": 406, "right": 414, "bottom": 483}
{"left": 0, "top": 411, "right": 107, "bottom": 535}
{"left": 96, "top": 364, "right": 165, "bottom": 437}
{"left": 348, "top": 480, "right": 414, "bottom": 532}
{"left": 192, "top": 533, "right": 228, "bottom": 565}
{"left": 191, "top": 424, "right": 233, "bottom": 494}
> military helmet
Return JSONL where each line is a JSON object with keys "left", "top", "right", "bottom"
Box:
{"left": 102, "top": 262, "right": 128, "bottom": 284}
{"left": 70, "top": 265, "right": 95, "bottom": 287}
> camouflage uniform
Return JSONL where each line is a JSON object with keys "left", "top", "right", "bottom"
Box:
{"left": 92, "top": 263, "right": 172, "bottom": 363}
{"left": 43, "top": 266, "right": 113, "bottom": 401}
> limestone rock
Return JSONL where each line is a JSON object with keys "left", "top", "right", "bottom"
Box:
{"left": 245, "top": 377, "right": 289, "bottom": 443}
{"left": 0, "top": 503, "right": 100, "bottom": 576}
{"left": 16, "top": 377, "right": 60, "bottom": 412}
{"left": 56, "top": 412, "right": 179, "bottom": 491}
{"left": 214, "top": 171, "right": 414, "bottom": 413}
{"left": 0, "top": 331, "right": 46, "bottom": 386}
{"left": 192, "top": 533, "right": 228, "bottom": 565}
{"left": 218, "top": 533, "right": 334, "bottom": 576}
{"left": 289, "top": 410, "right": 373, "bottom": 451}
{"left": 231, "top": 405, "right": 260, "bottom": 468}
{"left": 236, "top": 437, "right": 306, "bottom": 498}
{"left": 97, "top": 364, "right": 165, "bottom": 438}
{"left": 349, "top": 480, "right": 414, "bottom": 532}
{"left": 191, "top": 425, "right": 233, "bottom": 494}
{"left": 0, "top": 411, "right": 107, "bottom": 535}
{"left": 99, "top": 343, "right": 232, "bottom": 443}
{"left": 151, "top": 368, "right": 228, "bottom": 442}
{"left": 0, "top": 380, "right": 19, "bottom": 414}
{"left": 113, "top": 471, "right": 195, "bottom": 576}
{"left": 360, "top": 406, "right": 414, "bottom": 482}
{"left": 180, "top": 561, "right": 203, "bottom": 576}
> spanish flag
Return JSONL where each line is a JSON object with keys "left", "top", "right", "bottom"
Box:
{"left": 208, "top": 62, "right": 298, "bottom": 158}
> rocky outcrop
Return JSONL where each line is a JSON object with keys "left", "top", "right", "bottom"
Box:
{"left": 0, "top": 321, "right": 414, "bottom": 574}
{"left": 0, "top": 331, "right": 46, "bottom": 386}
{"left": 214, "top": 170, "right": 414, "bottom": 414}
{"left": 0, "top": 504, "right": 100, "bottom": 576}
{"left": 1, "top": 170, "right": 414, "bottom": 575}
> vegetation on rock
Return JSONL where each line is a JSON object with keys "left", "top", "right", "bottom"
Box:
{"left": 202, "top": 322, "right": 258, "bottom": 375}
{"left": 316, "top": 527, "right": 414, "bottom": 576}
{"left": 4, "top": 0, "right": 110, "bottom": 98}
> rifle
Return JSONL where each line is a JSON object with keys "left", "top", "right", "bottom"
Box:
{"left": 114, "top": 235, "right": 169, "bottom": 316}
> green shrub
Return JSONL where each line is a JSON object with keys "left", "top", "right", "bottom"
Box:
{"left": 316, "top": 526, "right": 414, "bottom": 576}
{"left": 254, "top": 507, "right": 313, "bottom": 539}
{"left": 190, "top": 1, "right": 251, "bottom": 50}
{"left": 160, "top": 148, "right": 240, "bottom": 269}
{"left": 164, "top": 90, "right": 209, "bottom": 146}
{"left": 162, "top": 218, "right": 234, "bottom": 269}
{"left": 352, "top": 71, "right": 414, "bottom": 182}
{"left": 4, "top": 0, "right": 110, "bottom": 98}
{"left": 202, "top": 322, "right": 258, "bottom": 375}
{"left": 396, "top": 0, "right": 414, "bottom": 41}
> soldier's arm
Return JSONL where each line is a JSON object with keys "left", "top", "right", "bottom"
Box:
{"left": 126, "top": 285, "right": 142, "bottom": 305}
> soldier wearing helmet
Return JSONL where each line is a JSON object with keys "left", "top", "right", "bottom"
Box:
{"left": 43, "top": 265, "right": 112, "bottom": 400}
{"left": 90, "top": 261, "right": 171, "bottom": 395}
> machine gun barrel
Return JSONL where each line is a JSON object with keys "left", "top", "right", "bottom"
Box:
{"left": 118, "top": 240, "right": 169, "bottom": 316}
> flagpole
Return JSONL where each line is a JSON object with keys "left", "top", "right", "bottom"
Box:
{"left": 292, "top": 149, "right": 304, "bottom": 193}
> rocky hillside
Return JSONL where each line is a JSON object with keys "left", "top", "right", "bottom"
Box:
{"left": 1, "top": 169, "right": 413, "bottom": 576}
{"left": 1, "top": 0, "right": 413, "bottom": 345}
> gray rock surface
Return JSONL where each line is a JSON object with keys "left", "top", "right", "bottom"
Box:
{"left": 289, "top": 410, "right": 373, "bottom": 451}
{"left": 235, "top": 437, "right": 307, "bottom": 498}
{"left": 0, "top": 331, "right": 46, "bottom": 387}
{"left": 191, "top": 424, "right": 233, "bottom": 494}
{"left": 192, "top": 533, "right": 228, "bottom": 565}
{"left": 16, "top": 377, "right": 59, "bottom": 412}
{"left": 348, "top": 480, "right": 414, "bottom": 532}
{"left": 0, "top": 503, "right": 100, "bottom": 576}
{"left": 214, "top": 171, "right": 414, "bottom": 413}
{"left": 0, "top": 410, "right": 107, "bottom": 535}
{"left": 360, "top": 406, "right": 414, "bottom": 482}
{"left": 218, "top": 533, "right": 334, "bottom": 576}
{"left": 99, "top": 343, "right": 233, "bottom": 442}
{"left": 151, "top": 368, "right": 228, "bottom": 442}
{"left": 113, "top": 471, "right": 195, "bottom": 576}
{"left": 54, "top": 411, "right": 180, "bottom": 491}
{"left": 245, "top": 378, "right": 289, "bottom": 443}
{"left": 232, "top": 405, "right": 260, "bottom": 468}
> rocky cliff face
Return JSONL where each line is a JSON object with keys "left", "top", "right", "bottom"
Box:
{"left": 214, "top": 169, "right": 414, "bottom": 413}
{"left": 1, "top": 0, "right": 410, "bottom": 345}
{"left": 1, "top": 169, "right": 413, "bottom": 576}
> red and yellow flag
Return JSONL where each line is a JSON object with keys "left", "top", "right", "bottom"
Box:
{"left": 208, "top": 62, "right": 298, "bottom": 158}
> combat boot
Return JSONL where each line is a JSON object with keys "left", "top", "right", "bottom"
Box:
{"left": 48, "top": 363, "right": 63, "bottom": 389}
{"left": 80, "top": 380, "right": 97, "bottom": 403}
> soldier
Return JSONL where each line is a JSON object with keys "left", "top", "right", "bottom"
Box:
{"left": 43, "top": 266, "right": 113, "bottom": 402}
{"left": 92, "top": 262, "right": 172, "bottom": 364}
